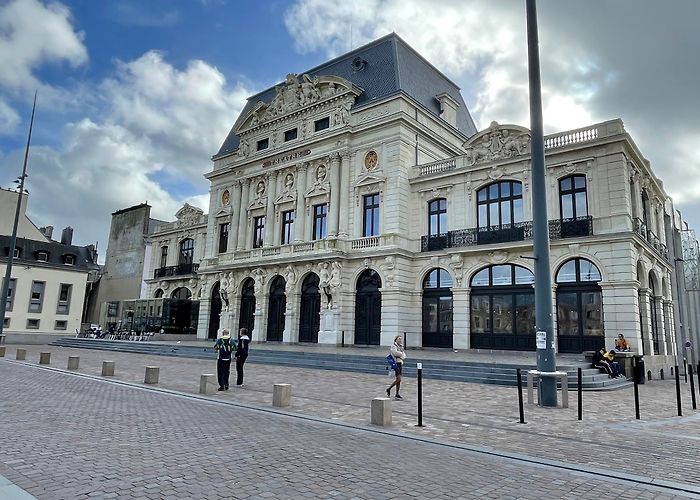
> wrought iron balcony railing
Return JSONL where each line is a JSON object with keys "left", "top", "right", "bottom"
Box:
{"left": 632, "top": 218, "right": 669, "bottom": 261}
{"left": 154, "top": 263, "right": 199, "bottom": 279}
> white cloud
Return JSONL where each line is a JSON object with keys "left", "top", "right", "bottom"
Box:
{"left": 0, "top": 98, "right": 20, "bottom": 134}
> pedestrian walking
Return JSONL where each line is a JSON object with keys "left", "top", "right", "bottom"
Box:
{"left": 386, "top": 335, "right": 406, "bottom": 400}
{"left": 214, "top": 329, "right": 234, "bottom": 391}
{"left": 235, "top": 327, "right": 250, "bottom": 387}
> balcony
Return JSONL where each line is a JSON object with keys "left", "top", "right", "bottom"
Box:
{"left": 633, "top": 218, "right": 669, "bottom": 261}
{"left": 154, "top": 263, "right": 199, "bottom": 279}
{"left": 548, "top": 216, "right": 593, "bottom": 239}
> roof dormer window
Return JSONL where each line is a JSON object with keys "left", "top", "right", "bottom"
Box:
{"left": 36, "top": 251, "right": 49, "bottom": 262}
{"left": 257, "top": 138, "right": 269, "bottom": 151}
{"left": 284, "top": 128, "right": 298, "bottom": 142}
{"left": 314, "top": 117, "right": 330, "bottom": 132}
{"left": 63, "top": 254, "right": 76, "bottom": 265}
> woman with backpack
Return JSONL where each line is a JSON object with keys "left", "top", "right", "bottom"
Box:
{"left": 386, "top": 335, "right": 406, "bottom": 400}
{"left": 214, "top": 329, "right": 234, "bottom": 391}
{"left": 235, "top": 327, "right": 251, "bottom": 387}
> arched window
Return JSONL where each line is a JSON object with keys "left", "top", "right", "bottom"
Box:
{"left": 470, "top": 264, "right": 535, "bottom": 350}
{"left": 179, "top": 238, "right": 194, "bottom": 266}
{"left": 477, "top": 181, "right": 523, "bottom": 229}
{"left": 649, "top": 274, "right": 659, "bottom": 355}
{"left": 154, "top": 288, "right": 164, "bottom": 298}
{"left": 556, "top": 258, "right": 604, "bottom": 353}
{"left": 558, "top": 175, "right": 591, "bottom": 237}
{"left": 422, "top": 268, "right": 453, "bottom": 348}
{"left": 171, "top": 287, "right": 192, "bottom": 300}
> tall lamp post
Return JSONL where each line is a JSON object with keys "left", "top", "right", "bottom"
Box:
{"left": 0, "top": 93, "right": 36, "bottom": 339}
{"left": 526, "top": 0, "right": 557, "bottom": 406}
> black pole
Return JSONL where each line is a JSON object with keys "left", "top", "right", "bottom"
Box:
{"left": 416, "top": 362, "right": 423, "bottom": 427}
{"left": 684, "top": 358, "right": 688, "bottom": 383}
{"left": 675, "top": 365, "right": 682, "bottom": 417}
{"left": 403, "top": 331, "right": 407, "bottom": 349}
{"left": 577, "top": 367, "right": 582, "bottom": 421}
{"left": 689, "top": 364, "right": 697, "bottom": 410}
{"left": 516, "top": 368, "right": 525, "bottom": 424}
{"left": 341, "top": 330, "right": 345, "bottom": 348}
{"left": 633, "top": 357, "right": 640, "bottom": 420}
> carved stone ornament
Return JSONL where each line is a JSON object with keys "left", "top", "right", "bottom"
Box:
{"left": 222, "top": 190, "right": 231, "bottom": 206}
{"left": 275, "top": 172, "right": 297, "bottom": 205}
{"left": 364, "top": 150, "right": 378, "bottom": 171}
{"left": 462, "top": 122, "right": 531, "bottom": 166}
{"left": 487, "top": 250, "right": 509, "bottom": 264}
{"left": 304, "top": 164, "right": 330, "bottom": 199}
{"left": 488, "top": 165, "right": 506, "bottom": 180}
{"left": 175, "top": 203, "right": 204, "bottom": 227}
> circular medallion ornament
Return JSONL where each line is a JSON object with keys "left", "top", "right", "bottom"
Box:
{"left": 364, "top": 150, "right": 378, "bottom": 171}
{"left": 222, "top": 190, "right": 230, "bottom": 206}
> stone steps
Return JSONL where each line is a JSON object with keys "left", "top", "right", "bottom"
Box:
{"left": 49, "top": 338, "right": 632, "bottom": 391}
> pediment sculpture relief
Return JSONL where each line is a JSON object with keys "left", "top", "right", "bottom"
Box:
{"left": 275, "top": 172, "right": 297, "bottom": 205}
{"left": 175, "top": 203, "right": 204, "bottom": 227}
{"left": 463, "top": 122, "right": 531, "bottom": 166}
{"left": 304, "top": 164, "right": 330, "bottom": 198}
{"left": 248, "top": 180, "right": 267, "bottom": 211}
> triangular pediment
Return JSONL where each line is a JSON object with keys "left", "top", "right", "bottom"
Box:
{"left": 462, "top": 122, "right": 531, "bottom": 166}
{"left": 215, "top": 208, "right": 231, "bottom": 218}
{"left": 304, "top": 182, "right": 330, "bottom": 198}
{"left": 354, "top": 172, "right": 386, "bottom": 189}
{"left": 174, "top": 203, "right": 204, "bottom": 226}
{"left": 274, "top": 191, "right": 297, "bottom": 205}
{"left": 247, "top": 197, "right": 267, "bottom": 211}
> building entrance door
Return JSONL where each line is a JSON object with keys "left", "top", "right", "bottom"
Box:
{"left": 238, "top": 278, "right": 255, "bottom": 333}
{"left": 267, "top": 276, "right": 286, "bottom": 341}
{"left": 208, "top": 282, "right": 222, "bottom": 340}
{"left": 354, "top": 269, "right": 381, "bottom": 345}
{"left": 299, "top": 273, "right": 320, "bottom": 343}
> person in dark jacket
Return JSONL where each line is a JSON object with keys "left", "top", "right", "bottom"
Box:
{"left": 591, "top": 347, "right": 614, "bottom": 377}
{"left": 235, "top": 328, "right": 250, "bottom": 387}
{"left": 214, "top": 329, "right": 235, "bottom": 391}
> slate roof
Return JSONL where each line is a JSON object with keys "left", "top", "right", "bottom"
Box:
{"left": 214, "top": 33, "right": 477, "bottom": 160}
{"left": 0, "top": 235, "right": 99, "bottom": 272}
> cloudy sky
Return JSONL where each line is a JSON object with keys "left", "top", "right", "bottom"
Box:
{"left": 1, "top": 0, "right": 699, "bottom": 260}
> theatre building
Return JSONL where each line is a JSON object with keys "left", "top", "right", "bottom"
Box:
{"left": 148, "top": 34, "right": 685, "bottom": 372}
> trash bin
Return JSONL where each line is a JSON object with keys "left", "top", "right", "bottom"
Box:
{"left": 633, "top": 355, "right": 645, "bottom": 384}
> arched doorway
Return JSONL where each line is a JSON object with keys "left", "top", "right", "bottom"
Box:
{"left": 556, "top": 258, "right": 604, "bottom": 353}
{"left": 267, "top": 276, "right": 286, "bottom": 341}
{"left": 355, "top": 269, "right": 381, "bottom": 345}
{"left": 171, "top": 287, "right": 191, "bottom": 300}
{"left": 422, "top": 268, "right": 453, "bottom": 348}
{"left": 470, "top": 264, "right": 535, "bottom": 350}
{"left": 239, "top": 278, "right": 255, "bottom": 333}
{"left": 208, "top": 282, "right": 222, "bottom": 340}
{"left": 299, "top": 273, "right": 321, "bottom": 343}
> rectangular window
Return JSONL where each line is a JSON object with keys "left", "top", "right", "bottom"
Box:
{"left": 28, "top": 281, "right": 45, "bottom": 313}
{"left": 284, "top": 128, "right": 298, "bottom": 142}
{"left": 314, "top": 117, "right": 330, "bottom": 132}
{"left": 107, "top": 301, "right": 119, "bottom": 317}
{"left": 13, "top": 248, "right": 20, "bottom": 258}
{"left": 5, "top": 278, "right": 16, "bottom": 312}
{"left": 253, "top": 216, "right": 265, "bottom": 248}
{"left": 55, "top": 320, "right": 67, "bottom": 331}
{"left": 313, "top": 204, "right": 327, "bottom": 240}
{"left": 56, "top": 283, "right": 72, "bottom": 315}
{"left": 281, "top": 210, "right": 295, "bottom": 245}
{"left": 362, "top": 193, "right": 380, "bottom": 237}
{"left": 36, "top": 251, "right": 49, "bottom": 262}
{"left": 218, "top": 223, "right": 229, "bottom": 253}
{"left": 27, "top": 318, "right": 40, "bottom": 329}
{"left": 64, "top": 255, "right": 75, "bottom": 265}
{"left": 160, "top": 246, "right": 168, "bottom": 268}
{"left": 257, "top": 138, "right": 269, "bottom": 151}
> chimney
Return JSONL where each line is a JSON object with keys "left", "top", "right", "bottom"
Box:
{"left": 40, "top": 225, "right": 54, "bottom": 239}
{"left": 60, "top": 226, "right": 74, "bottom": 246}
{"left": 436, "top": 92, "right": 460, "bottom": 128}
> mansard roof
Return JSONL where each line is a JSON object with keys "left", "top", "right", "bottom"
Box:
{"left": 214, "top": 33, "right": 477, "bottom": 160}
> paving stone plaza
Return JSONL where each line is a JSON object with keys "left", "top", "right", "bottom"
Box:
{"left": 2, "top": 344, "right": 700, "bottom": 499}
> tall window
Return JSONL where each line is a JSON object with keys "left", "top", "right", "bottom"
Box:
{"left": 314, "top": 117, "right": 330, "bottom": 132}
{"left": 363, "top": 193, "right": 380, "bottom": 237}
{"left": 160, "top": 246, "right": 168, "bottom": 268}
{"left": 28, "top": 281, "right": 45, "bottom": 313}
{"left": 422, "top": 268, "right": 453, "bottom": 348}
{"left": 179, "top": 239, "right": 194, "bottom": 265}
{"left": 313, "top": 204, "right": 327, "bottom": 240}
{"left": 649, "top": 276, "right": 659, "bottom": 355}
{"left": 428, "top": 198, "right": 447, "bottom": 237}
{"left": 477, "top": 181, "right": 523, "bottom": 228}
{"left": 5, "top": 278, "right": 16, "bottom": 312}
{"left": 56, "top": 283, "right": 72, "bottom": 314}
{"left": 281, "top": 210, "right": 295, "bottom": 245}
{"left": 218, "top": 223, "right": 229, "bottom": 253}
{"left": 253, "top": 216, "right": 265, "bottom": 248}
{"left": 559, "top": 175, "right": 588, "bottom": 219}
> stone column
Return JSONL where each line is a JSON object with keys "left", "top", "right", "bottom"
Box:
{"left": 237, "top": 179, "right": 250, "bottom": 251}
{"left": 328, "top": 153, "right": 341, "bottom": 238}
{"left": 338, "top": 152, "right": 351, "bottom": 238}
{"left": 204, "top": 191, "right": 218, "bottom": 259}
{"left": 229, "top": 181, "right": 242, "bottom": 251}
{"left": 452, "top": 287, "right": 470, "bottom": 350}
{"left": 656, "top": 204, "right": 666, "bottom": 245}
{"left": 294, "top": 164, "right": 308, "bottom": 243}
{"left": 264, "top": 172, "right": 278, "bottom": 247}
{"left": 638, "top": 288, "right": 653, "bottom": 355}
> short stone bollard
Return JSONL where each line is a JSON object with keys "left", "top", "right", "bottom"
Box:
{"left": 144, "top": 366, "right": 159, "bottom": 385}
{"left": 0, "top": 346, "right": 5, "bottom": 357}
{"left": 199, "top": 374, "right": 217, "bottom": 395}
{"left": 39, "top": 352, "right": 51, "bottom": 365}
{"left": 101, "top": 361, "right": 115, "bottom": 377}
{"left": 273, "top": 384, "right": 292, "bottom": 407}
{"left": 371, "top": 397, "right": 393, "bottom": 426}
{"left": 67, "top": 356, "right": 80, "bottom": 371}
{"left": 16, "top": 348, "right": 26, "bottom": 361}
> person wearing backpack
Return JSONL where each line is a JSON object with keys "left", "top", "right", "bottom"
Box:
{"left": 235, "top": 327, "right": 251, "bottom": 387}
{"left": 386, "top": 335, "right": 406, "bottom": 400}
{"left": 214, "top": 329, "right": 235, "bottom": 391}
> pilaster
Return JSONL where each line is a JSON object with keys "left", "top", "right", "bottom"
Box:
{"left": 294, "top": 163, "right": 308, "bottom": 243}
{"left": 264, "top": 172, "right": 278, "bottom": 246}
{"left": 229, "top": 181, "right": 242, "bottom": 250}
{"left": 338, "top": 152, "right": 351, "bottom": 238}
{"left": 237, "top": 179, "right": 250, "bottom": 251}
{"left": 328, "top": 153, "right": 340, "bottom": 238}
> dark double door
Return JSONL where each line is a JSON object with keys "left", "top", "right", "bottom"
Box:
{"left": 238, "top": 278, "right": 255, "bottom": 333}
{"left": 267, "top": 276, "right": 286, "bottom": 342}
{"left": 208, "top": 282, "right": 222, "bottom": 340}
{"left": 355, "top": 270, "right": 381, "bottom": 345}
{"left": 299, "top": 274, "right": 321, "bottom": 343}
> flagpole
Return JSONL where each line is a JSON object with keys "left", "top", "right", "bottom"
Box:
{"left": 0, "top": 92, "right": 37, "bottom": 339}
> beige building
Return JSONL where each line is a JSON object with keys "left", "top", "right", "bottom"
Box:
{"left": 1, "top": 188, "right": 99, "bottom": 342}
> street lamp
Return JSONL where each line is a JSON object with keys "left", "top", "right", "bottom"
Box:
{"left": 525, "top": 0, "right": 557, "bottom": 406}
{"left": 0, "top": 93, "right": 36, "bottom": 339}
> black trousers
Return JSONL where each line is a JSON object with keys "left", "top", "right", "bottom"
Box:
{"left": 236, "top": 355, "right": 247, "bottom": 385}
{"left": 217, "top": 358, "right": 231, "bottom": 388}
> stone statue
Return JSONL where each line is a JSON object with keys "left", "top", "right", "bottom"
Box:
{"left": 329, "top": 261, "right": 341, "bottom": 289}
{"left": 284, "top": 265, "right": 297, "bottom": 285}
{"left": 256, "top": 180, "right": 266, "bottom": 199}
{"left": 239, "top": 139, "right": 250, "bottom": 157}
{"left": 219, "top": 274, "right": 230, "bottom": 311}
{"left": 284, "top": 173, "right": 294, "bottom": 191}
{"left": 252, "top": 268, "right": 265, "bottom": 295}
{"left": 315, "top": 165, "right": 327, "bottom": 184}
{"left": 300, "top": 74, "right": 320, "bottom": 105}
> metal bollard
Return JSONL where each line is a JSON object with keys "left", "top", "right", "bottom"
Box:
{"left": 341, "top": 330, "right": 345, "bottom": 348}
{"left": 633, "top": 357, "right": 640, "bottom": 420}
{"left": 689, "top": 364, "right": 697, "bottom": 410}
{"left": 416, "top": 362, "right": 423, "bottom": 427}
{"left": 577, "top": 367, "right": 582, "bottom": 421}
{"left": 403, "top": 331, "right": 407, "bottom": 349}
{"left": 675, "top": 365, "right": 682, "bottom": 417}
{"left": 684, "top": 359, "right": 688, "bottom": 383}
{"left": 516, "top": 368, "right": 525, "bottom": 424}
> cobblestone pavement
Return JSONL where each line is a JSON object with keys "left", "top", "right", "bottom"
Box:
{"left": 1, "top": 346, "right": 700, "bottom": 499}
